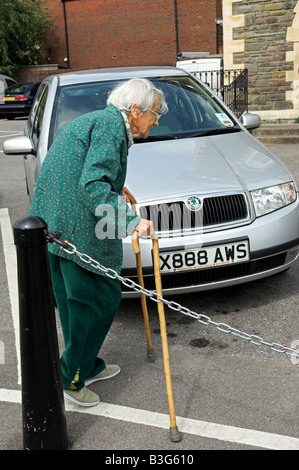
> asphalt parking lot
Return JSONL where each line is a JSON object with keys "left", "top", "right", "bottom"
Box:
{"left": 0, "top": 118, "right": 299, "bottom": 453}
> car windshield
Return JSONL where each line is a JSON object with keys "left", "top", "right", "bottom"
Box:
{"left": 5, "top": 83, "right": 35, "bottom": 94}
{"left": 50, "top": 75, "right": 240, "bottom": 146}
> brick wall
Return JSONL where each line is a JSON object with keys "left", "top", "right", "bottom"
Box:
{"left": 16, "top": 65, "right": 68, "bottom": 84}
{"left": 39, "top": 0, "right": 219, "bottom": 71}
{"left": 176, "top": 0, "right": 218, "bottom": 54}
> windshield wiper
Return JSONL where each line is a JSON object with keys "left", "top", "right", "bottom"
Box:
{"left": 134, "top": 134, "right": 177, "bottom": 143}
{"left": 189, "top": 126, "right": 241, "bottom": 138}
{"left": 134, "top": 127, "right": 241, "bottom": 143}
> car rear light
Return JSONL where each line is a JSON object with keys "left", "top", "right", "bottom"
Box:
{"left": 14, "top": 95, "right": 28, "bottom": 101}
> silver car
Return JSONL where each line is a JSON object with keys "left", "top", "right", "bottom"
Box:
{"left": 3, "top": 66, "right": 299, "bottom": 297}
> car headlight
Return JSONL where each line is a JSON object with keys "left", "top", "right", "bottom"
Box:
{"left": 251, "top": 182, "right": 297, "bottom": 217}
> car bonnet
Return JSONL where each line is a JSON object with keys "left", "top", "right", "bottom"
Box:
{"left": 125, "top": 131, "right": 294, "bottom": 202}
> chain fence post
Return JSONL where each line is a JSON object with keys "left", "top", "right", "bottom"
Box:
{"left": 13, "top": 215, "right": 68, "bottom": 450}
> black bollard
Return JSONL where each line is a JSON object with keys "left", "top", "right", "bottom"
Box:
{"left": 14, "top": 215, "right": 68, "bottom": 450}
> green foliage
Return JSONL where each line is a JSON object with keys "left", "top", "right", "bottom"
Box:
{"left": 0, "top": 0, "right": 55, "bottom": 77}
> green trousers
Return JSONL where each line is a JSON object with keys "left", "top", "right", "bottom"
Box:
{"left": 48, "top": 253, "right": 121, "bottom": 391}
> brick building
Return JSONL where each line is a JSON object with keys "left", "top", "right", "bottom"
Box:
{"left": 16, "top": 1, "right": 299, "bottom": 121}
{"left": 17, "top": 0, "right": 222, "bottom": 80}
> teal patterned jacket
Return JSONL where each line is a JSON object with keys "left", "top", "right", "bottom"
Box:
{"left": 29, "top": 105, "right": 141, "bottom": 274}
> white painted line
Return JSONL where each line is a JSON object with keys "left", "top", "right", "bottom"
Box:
{"left": 0, "top": 388, "right": 21, "bottom": 404}
{"left": 0, "top": 208, "right": 21, "bottom": 383}
{"left": 0, "top": 387, "right": 298, "bottom": 450}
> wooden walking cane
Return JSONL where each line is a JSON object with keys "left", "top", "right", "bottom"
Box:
{"left": 128, "top": 190, "right": 181, "bottom": 441}
{"left": 131, "top": 230, "right": 155, "bottom": 361}
{"left": 151, "top": 233, "right": 182, "bottom": 442}
{"left": 131, "top": 229, "right": 181, "bottom": 442}
{"left": 127, "top": 190, "right": 155, "bottom": 360}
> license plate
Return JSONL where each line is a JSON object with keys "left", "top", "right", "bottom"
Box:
{"left": 4, "top": 97, "right": 15, "bottom": 101}
{"left": 159, "top": 240, "right": 249, "bottom": 273}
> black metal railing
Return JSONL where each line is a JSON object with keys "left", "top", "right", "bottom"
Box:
{"left": 223, "top": 69, "right": 248, "bottom": 118}
{"left": 192, "top": 69, "right": 248, "bottom": 117}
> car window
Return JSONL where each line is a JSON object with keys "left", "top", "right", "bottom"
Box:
{"left": 5, "top": 84, "right": 28, "bottom": 94}
{"left": 6, "top": 79, "right": 17, "bottom": 88}
{"left": 51, "top": 80, "right": 119, "bottom": 141}
{"left": 27, "top": 84, "right": 47, "bottom": 130}
{"left": 5, "top": 83, "right": 37, "bottom": 94}
{"left": 49, "top": 75, "right": 239, "bottom": 146}
{"left": 149, "top": 76, "right": 238, "bottom": 138}
{"left": 32, "top": 85, "right": 49, "bottom": 147}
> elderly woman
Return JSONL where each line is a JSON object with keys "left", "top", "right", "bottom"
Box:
{"left": 29, "top": 78, "right": 168, "bottom": 406}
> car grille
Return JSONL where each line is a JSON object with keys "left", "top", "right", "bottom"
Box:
{"left": 139, "top": 193, "right": 248, "bottom": 233}
{"left": 121, "top": 252, "right": 287, "bottom": 293}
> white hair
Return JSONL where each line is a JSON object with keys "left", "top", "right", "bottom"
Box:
{"left": 107, "top": 78, "right": 168, "bottom": 115}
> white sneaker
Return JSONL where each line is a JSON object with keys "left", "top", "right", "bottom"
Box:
{"left": 85, "top": 364, "right": 121, "bottom": 386}
{"left": 64, "top": 386, "right": 100, "bottom": 407}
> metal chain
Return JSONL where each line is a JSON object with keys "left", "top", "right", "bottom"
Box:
{"left": 47, "top": 234, "right": 299, "bottom": 360}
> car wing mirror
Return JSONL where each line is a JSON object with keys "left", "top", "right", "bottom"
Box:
{"left": 240, "top": 113, "right": 261, "bottom": 131}
{"left": 3, "top": 136, "right": 36, "bottom": 156}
